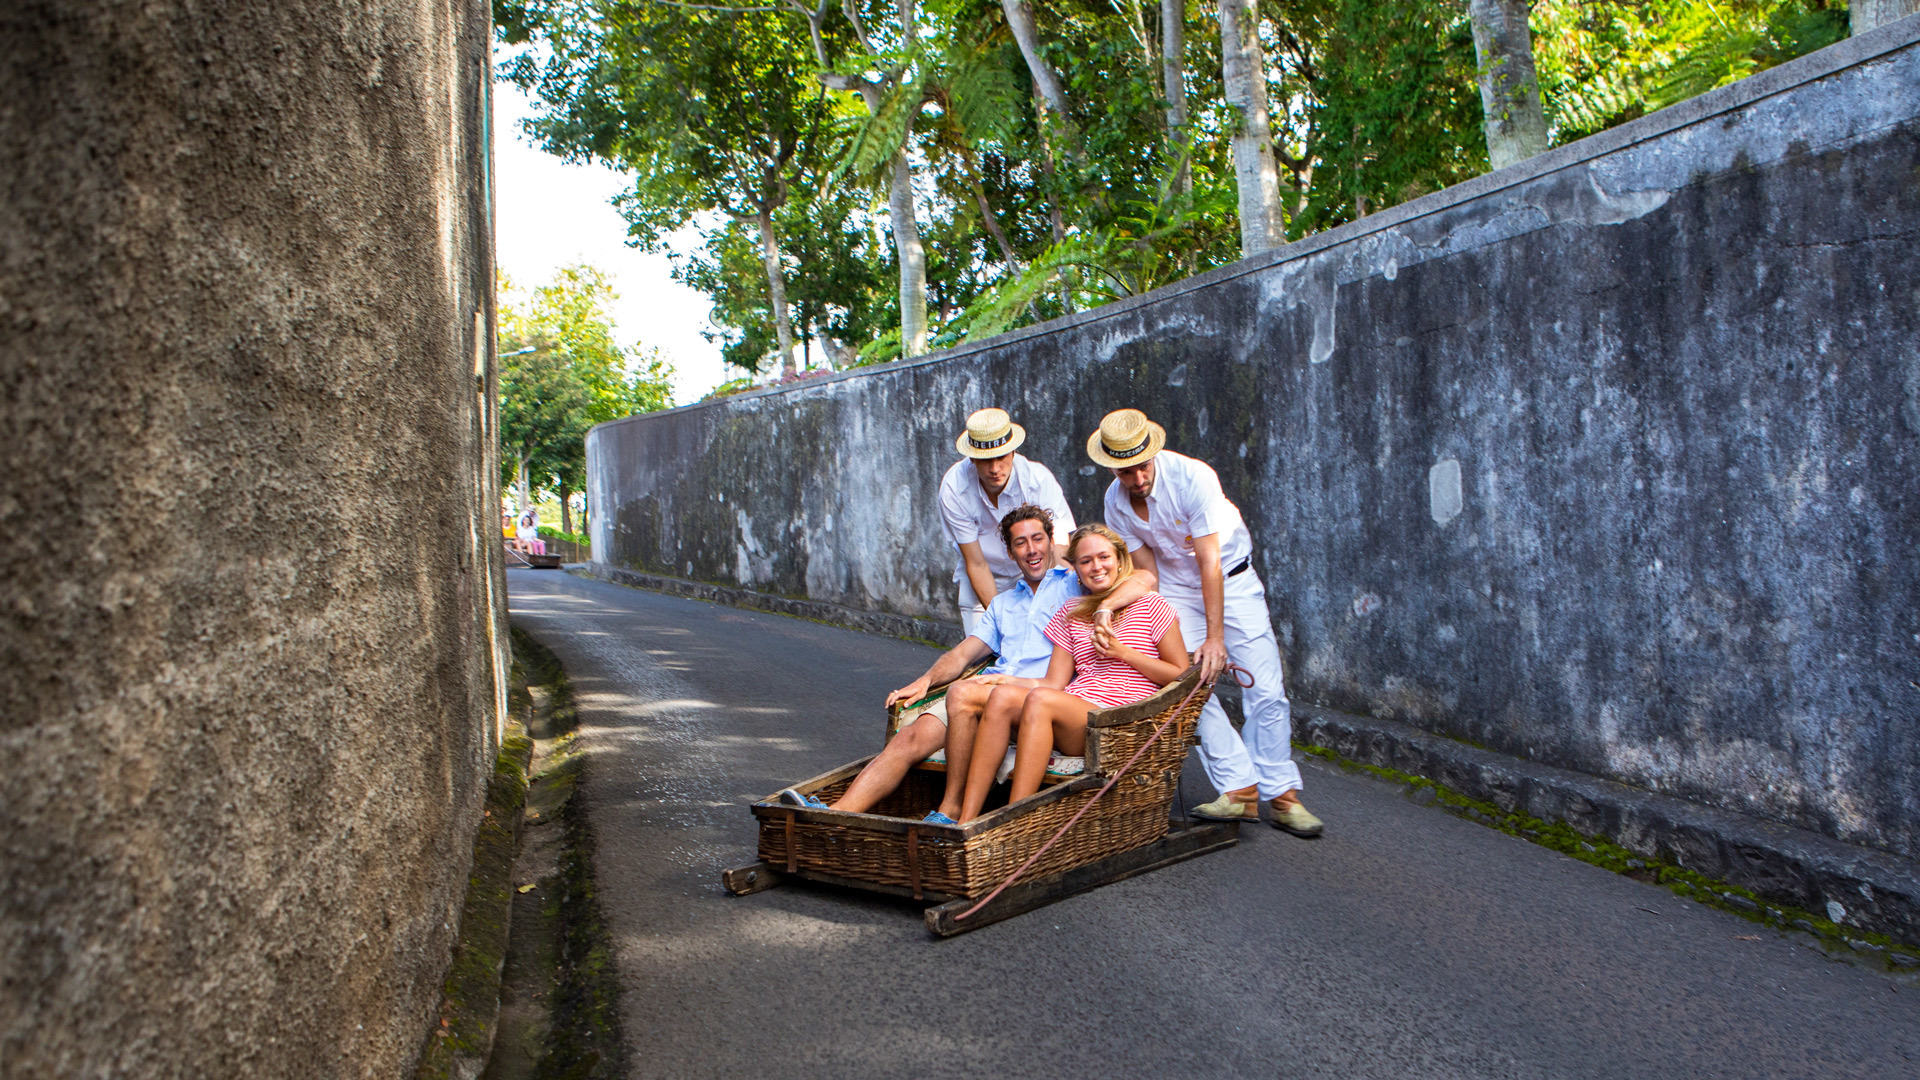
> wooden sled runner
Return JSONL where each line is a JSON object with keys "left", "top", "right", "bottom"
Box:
{"left": 504, "top": 543, "right": 562, "bottom": 569}
{"left": 723, "top": 666, "right": 1238, "bottom": 936}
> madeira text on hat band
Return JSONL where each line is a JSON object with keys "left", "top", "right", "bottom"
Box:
{"left": 1105, "top": 436, "right": 1151, "bottom": 459}
{"left": 969, "top": 432, "right": 1013, "bottom": 451}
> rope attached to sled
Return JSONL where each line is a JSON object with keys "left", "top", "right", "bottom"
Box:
{"left": 953, "top": 662, "right": 1255, "bottom": 921}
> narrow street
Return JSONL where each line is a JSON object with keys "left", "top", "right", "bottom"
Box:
{"left": 508, "top": 568, "right": 1919, "bottom": 1080}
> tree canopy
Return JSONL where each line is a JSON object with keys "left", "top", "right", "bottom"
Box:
{"left": 497, "top": 0, "right": 1848, "bottom": 383}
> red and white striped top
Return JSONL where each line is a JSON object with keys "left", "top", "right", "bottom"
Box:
{"left": 1043, "top": 593, "right": 1180, "bottom": 709}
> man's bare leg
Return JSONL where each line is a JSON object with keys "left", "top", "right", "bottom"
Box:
{"left": 830, "top": 713, "right": 947, "bottom": 814}
{"left": 933, "top": 680, "right": 995, "bottom": 820}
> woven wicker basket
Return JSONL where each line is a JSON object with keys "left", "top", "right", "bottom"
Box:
{"left": 750, "top": 667, "right": 1212, "bottom": 900}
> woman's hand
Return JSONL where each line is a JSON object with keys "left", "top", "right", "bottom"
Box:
{"left": 1091, "top": 608, "right": 1116, "bottom": 655}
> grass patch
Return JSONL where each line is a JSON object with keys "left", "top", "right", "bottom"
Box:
{"left": 532, "top": 750, "right": 623, "bottom": 1080}
{"left": 510, "top": 625, "right": 579, "bottom": 737}
{"left": 414, "top": 724, "right": 534, "bottom": 1078}
{"left": 1300, "top": 743, "right": 1920, "bottom": 968}
{"left": 493, "top": 624, "right": 625, "bottom": 1080}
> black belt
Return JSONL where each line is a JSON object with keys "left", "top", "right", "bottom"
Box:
{"left": 1227, "top": 558, "right": 1251, "bottom": 578}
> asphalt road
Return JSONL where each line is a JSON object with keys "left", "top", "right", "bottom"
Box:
{"left": 507, "top": 568, "right": 1919, "bottom": 1080}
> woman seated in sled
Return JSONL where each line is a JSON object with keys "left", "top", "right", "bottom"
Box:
{"left": 954, "top": 523, "right": 1189, "bottom": 822}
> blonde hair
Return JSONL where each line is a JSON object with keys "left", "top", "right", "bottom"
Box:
{"left": 1065, "top": 523, "right": 1135, "bottom": 622}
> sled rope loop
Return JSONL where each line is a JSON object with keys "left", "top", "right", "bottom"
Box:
{"left": 954, "top": 663, "right": 1254, "bottom": 921}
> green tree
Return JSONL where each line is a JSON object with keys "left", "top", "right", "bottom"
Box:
{"left": 1532, "top": 1, "right": 1848, "bottom": 143}
{"left": 676, "top": 190, "right": 894, "bottom": 372}
{"left": 1297, "top": 0, "right": 1487, "bottom": 232}
{"left": 499, "top": 347, "right": 592, "bottom": 524}
{"left": 498, "top": 267, "right": 671, "bottom": 533}
{"left": 495, "top": 0, "right": 1847, "bottom": 383}
{"left": 502, "top": 2, "right": 844, "bottom": 376}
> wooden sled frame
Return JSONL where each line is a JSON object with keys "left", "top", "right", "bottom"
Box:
{"left": 723, "top": 667, "right": 1239, "bottom": 936}
{"left": 725, "top": 818, "right": 1238, "bottom": 937}
{"left": 504, "top": 543, "right": 563, "bottom": 569}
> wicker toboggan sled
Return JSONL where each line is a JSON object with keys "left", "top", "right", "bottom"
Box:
{"left": 722, "top": 665, "right": 1238, "bottom": 936}
{"left": 504, "top": 543, "right": 563, "bottom": 569}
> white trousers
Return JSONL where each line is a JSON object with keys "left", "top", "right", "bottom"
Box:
{"left": 956, "top": 573, "right": 1016, "bottom": 638}
{"left": 960, "top": 598, "right": 987, "bottom": 638}
{"left": 1164, "top": 571, "right": 1302, "bottom": 799}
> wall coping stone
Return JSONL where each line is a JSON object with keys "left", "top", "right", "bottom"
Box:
{"left": 1297, "top": 708, "right": 1920, "bottom": 949}
{"left": 591, "top": 12, "right": 1920, "bottom": 434}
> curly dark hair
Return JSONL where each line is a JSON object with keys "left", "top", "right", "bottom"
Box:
{"left": 998, "top": 503, "right": 1055, "bottom": 554}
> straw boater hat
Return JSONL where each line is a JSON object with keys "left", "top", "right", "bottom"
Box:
{"left": 1086, "top": 408, "right": 1166, "bottom": 468}
{"left": 955, "top": 407, "right": 1026, "bottom": 459}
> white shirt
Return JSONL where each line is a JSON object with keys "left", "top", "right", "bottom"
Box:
{"left": 938, "top": 454, "right": 1076, "bottom": 587}
{"left": 1103, "top": 449, "right": 1253, "bottom": 595}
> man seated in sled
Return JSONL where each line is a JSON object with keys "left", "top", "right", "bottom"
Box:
{"left": 953, "top": 523, "right": 1190, "bottom": 822}
{"left": 778, "top": 504, "right": 1153, "bottom": 823}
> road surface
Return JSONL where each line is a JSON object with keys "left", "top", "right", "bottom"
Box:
{"left": 508, "top": 568, "right": 1918, "bottom": 1080}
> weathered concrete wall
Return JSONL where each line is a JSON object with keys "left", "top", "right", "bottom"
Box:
{"left": 590, "top": 21, "right": 1920, "bottom": 861}
{"left": 0, "top": 2, "right": 505, "bottom": 1077}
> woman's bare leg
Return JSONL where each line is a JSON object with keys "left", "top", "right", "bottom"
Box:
{"left": 934, "top": 680, "right": 994, "bottom": 820}
{"left": 959, "top": 685, "right": 1028, "bottom": 822}
{"left": 1008, "top": 689, "right": 1094, "bottom": 802}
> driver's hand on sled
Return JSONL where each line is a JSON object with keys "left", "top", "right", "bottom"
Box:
{"left": 886, "top": 677, "right": 932, "bottom": 709}
{"left": 1195, "top": 637, "right": 1230, "bottom": 682}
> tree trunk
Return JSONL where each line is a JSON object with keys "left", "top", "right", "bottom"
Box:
{"left": 817, "top": 0, "right": 928, "bottom": 362}
{"left": 1217, "top": 0, "right": 1283, "bottom": 255}
{"left": 815, "top": 325, "right": 857, "bottom": 368}
{"left": 1286, "top": 158, "right": 1312, "bottom": 220}
{"left": 1853, "top": 0, "right": 1920, "bottom": 33}
{"left": 1001, "top": 0, "right": 1073, "bottom": 124}
{"left": 558, "top": 481, "right": 573, "bottom": 536}
{"left": 754, "top": 209, "right": 797, "bottom": 377}
{"left": 516, "top": 455, "right": 531, "bottom": 513}
{"left": 1468, "top": 0, "right": 1549, "bottom": 171}
{"left": 961, "top": 148, "right": 1022, "bottom": 269}
{"left": 1162, "top": 0, "right": 1190, "bottom": 195}
{"left": 889, "top": 154, "right": 929, "bottom": 357}
{"left": 892, "top": 0, "right": 928, "bottom": 354}
{"left": 1031, "top": 116, "right": 1073, "bottom": 313}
